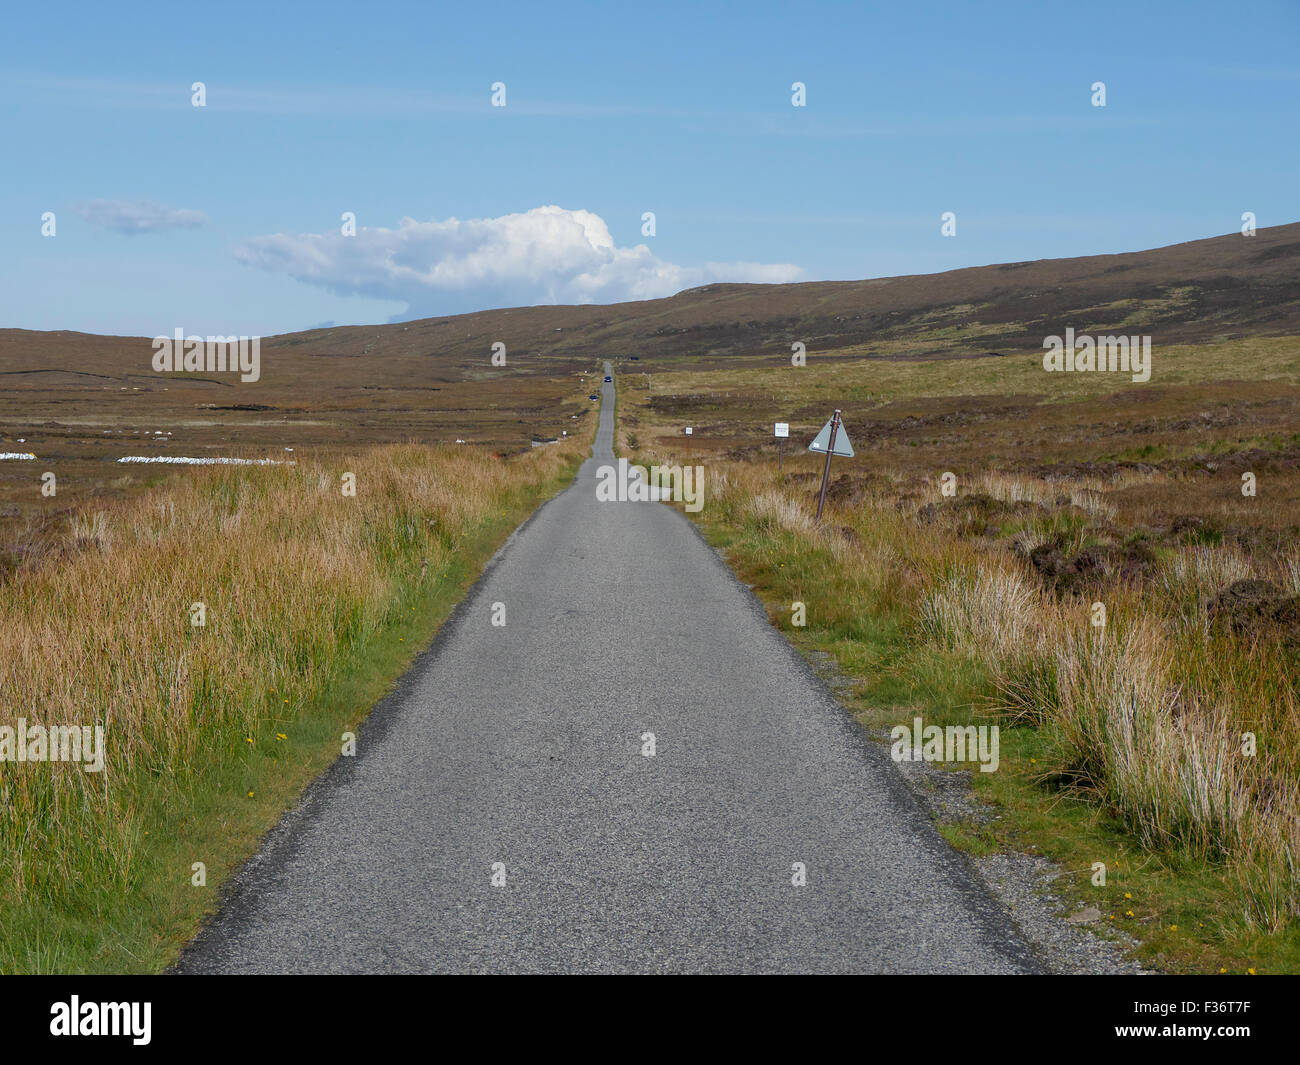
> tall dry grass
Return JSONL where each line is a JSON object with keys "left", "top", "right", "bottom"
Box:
{"left": 656, "top": 447, "right": 1300, "bottom": 931}
{"left": 918, "top": 529, "right": 1300, "bottom": 929}
{"left": 0, "top": 441, "right": 579, "bottom": 908}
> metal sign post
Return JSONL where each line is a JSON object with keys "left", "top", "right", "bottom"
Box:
{"left": 815, "top": 411, "right": 839, "bottom": 522}
{"left": 774, "top": 422, "right": 789, "bottom": 474}
{"left": 808, "top": 410, "right": 853, "bottom": 523}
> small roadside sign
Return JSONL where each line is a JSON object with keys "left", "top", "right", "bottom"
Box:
{"left": 809, "top": 410, "right": 853, "bottom": 522}
{"left": 808, "top": 415, "right": 853, "bottom": 457}
{"left": 684, "top": 427, "right": 693, "bottom": 435}
{"left": 774, "top": 422, "right": 789, "bottom": 438}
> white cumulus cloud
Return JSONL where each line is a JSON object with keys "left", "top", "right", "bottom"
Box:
{"left": 233, "top": 205, "right": 802, "bottom": 318}
{"left": 73, "top": 199, "right": 207, "bottom": 234}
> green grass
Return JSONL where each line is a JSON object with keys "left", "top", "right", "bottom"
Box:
{"left": 678, "top": 491, "right": 1300, "bottom": 975}
{"left": 0, "top": 446, "right": 583, "bottom": 974}
{"left": 644, "top": 335, "right": 1300, "bottom": 413}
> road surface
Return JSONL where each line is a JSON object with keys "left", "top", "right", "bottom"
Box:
{"left": 179, "top": 361, "right": 1040, "bottom": 974}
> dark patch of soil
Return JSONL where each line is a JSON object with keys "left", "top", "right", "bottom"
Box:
{"left": 1206, "top": 579, "right": 1300, "bottom": 645}
{"left": 914, "top": 493, "right": 1043, "bottom": 536}
{"left": 1021, "top": 535, "right": 1158, "bottom": 595}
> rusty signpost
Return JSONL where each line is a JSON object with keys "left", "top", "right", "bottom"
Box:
{"left": 808, "top": 409, "right": 854, "bottom": 522}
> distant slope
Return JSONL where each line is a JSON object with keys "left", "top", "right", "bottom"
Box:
{"left": 263, "top": 221, "right": 1300, "bottom": 368}
{"left": 2, "top": 223, "right": 1296, "bottom": 551}
{"left": 2, "top": 222, "right": 1297, "bottom": 386}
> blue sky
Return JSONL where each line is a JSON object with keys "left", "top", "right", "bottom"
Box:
{"left": 4, "top": 0, "right": 1297, "bottom": 337}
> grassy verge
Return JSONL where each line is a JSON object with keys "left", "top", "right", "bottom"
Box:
{"left": 0, "top": 436, "right": 586, "bottom": 973}
{"left": 619, "top": 413, "right": 1300, "bottom": 973}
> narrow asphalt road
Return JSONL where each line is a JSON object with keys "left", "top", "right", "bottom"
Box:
{"left": 179, "top": 361, "right": 1041, "bottom": 974}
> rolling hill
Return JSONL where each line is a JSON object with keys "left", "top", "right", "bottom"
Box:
{"left": 1, "top": 221, "right": 1297, "bottom": 558}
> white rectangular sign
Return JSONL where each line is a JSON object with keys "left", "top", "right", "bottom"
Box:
{"left": 774, "top": 422, "right": 789, "bottom": 438}
{"left": 684, "top": 427, "right": 693, "bottom": 435}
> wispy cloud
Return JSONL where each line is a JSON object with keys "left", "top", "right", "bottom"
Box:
{"left": 1209, "top": 65, "right": 1300, "bottom": 82}
{"left": 234, "top": 205, "right": 803, "bottom": 319}
{"left": 72, "top": 199, "right": 207, "bottom": 235}
{"left": 8, "top": 73, "right": 1173, "bottom": 136}
{"left": 700, "top": 111, "right": 1167, "bottom": 140}
{"left": 9, "top": 74, "right": 665, "bottom": 117}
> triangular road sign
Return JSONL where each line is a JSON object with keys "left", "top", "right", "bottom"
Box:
{"left": 808, "top": 415, "right": 853, "bottom": 457}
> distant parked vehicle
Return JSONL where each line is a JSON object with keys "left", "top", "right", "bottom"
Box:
{"left": 604, "top": 375, "right": 612, "bottom": 383}
{"left": 588, "top": 393, "right": 599, "bottom": 400}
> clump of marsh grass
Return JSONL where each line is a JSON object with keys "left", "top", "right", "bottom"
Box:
{"left": 1157, "top": 544, "right": 1255, "bottom": 606}
{"left": 0, "top": 440, "right": 580, "bottom": 928}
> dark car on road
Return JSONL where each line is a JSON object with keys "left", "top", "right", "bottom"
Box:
{"left": 604, "top": 375, "right": 612, "bottom": 382}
